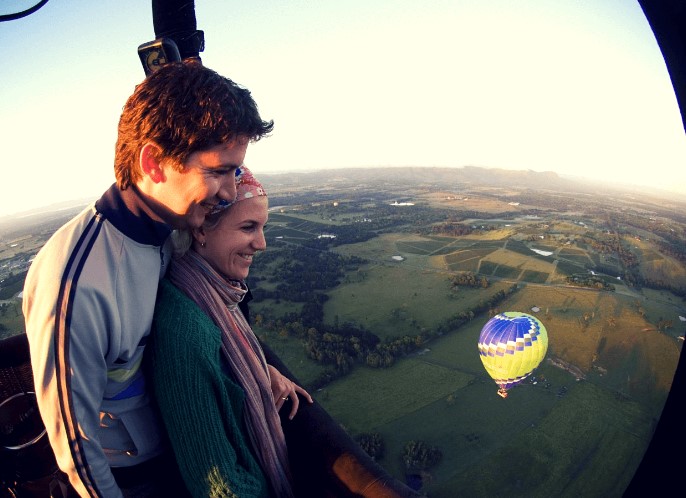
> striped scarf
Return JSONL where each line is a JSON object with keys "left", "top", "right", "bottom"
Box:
{"left": 168, "top": 250, "right": 294, "bottom": 498}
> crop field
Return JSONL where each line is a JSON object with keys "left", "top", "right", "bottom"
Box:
{"left": 520, "top": 270, "right": 549, "bottom": 283}
{"left": 558, "top": 248, "right": 592, "bottom": 266}
{"left": 492, "top": 264, "right": 522, "bottom": 279}
{"left": 503, "top": 239, "right": 539, "bottom": 256}
{"left": 482, "top": 248, "right": 557, "bottom": 275}
{"left": 477, "top": 261, "right": 498, "bottom": 276}
{"left": 395, "top": 239, "right": 455, "bottom": 256}
{"left": 463, "top": 227, "right": 519, "bottom": 241}
{"left": 421, "top": 192, "right": 521, "bottom": 214}
{"left": 445, "top": 247, "right": 500, "bottom": 272}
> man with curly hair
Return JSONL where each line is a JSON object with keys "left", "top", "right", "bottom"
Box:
{"left": 23, "top": 61, "right": 273, "bottom": 498}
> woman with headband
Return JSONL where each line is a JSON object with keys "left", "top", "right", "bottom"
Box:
{"left": 149, "top": 166, "right": 312, "bottom": 498}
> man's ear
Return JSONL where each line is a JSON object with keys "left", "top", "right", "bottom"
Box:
{"left": 140, "top": 143, "right": 166, "bottom": 184}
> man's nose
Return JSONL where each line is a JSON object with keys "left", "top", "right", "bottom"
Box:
{"left": 217, "top": 174, "right": 237, "bottom": 202}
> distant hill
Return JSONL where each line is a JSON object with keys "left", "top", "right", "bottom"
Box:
{"left": 0, "top": 197, "right": 95, "bottom": 238}
{"left": 259, "top": 166, "right": 569, "bottom": 189}
{"left": 259, "top": 165, "right": 686, "bottom": 202}
{"left": 2, "top": 166, "right": 684, "bottom": 236}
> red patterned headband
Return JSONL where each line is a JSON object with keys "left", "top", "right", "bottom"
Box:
{"left": 209, "top": 165, "right": 267, "bottom": 215}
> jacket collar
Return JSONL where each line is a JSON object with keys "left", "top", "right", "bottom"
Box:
{"left": 95, "top": 183, "right": 172, "bottom": 246}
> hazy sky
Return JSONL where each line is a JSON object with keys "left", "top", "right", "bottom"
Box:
{"left": 1, "top": 0, "right": 685, "bottom": 217}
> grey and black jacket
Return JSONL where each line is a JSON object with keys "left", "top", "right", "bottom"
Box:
{"left": 23, "top": 183, "right": 173, "bottom": 498}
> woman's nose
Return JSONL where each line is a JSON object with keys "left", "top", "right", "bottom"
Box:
{"left": 254, "top": 230, "right": 267, "bottom": 250}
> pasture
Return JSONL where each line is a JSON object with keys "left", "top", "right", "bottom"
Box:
{"left": 322, "top": 263, "right": 514, "bottom": 340}
{"left": 313, "top": 285, "right": 670, "bottom": 497}
{"left": 251, "top": 225, "right": 681, "bottom": 496}
{"left": 633, "top": 239, "right": 686, "bottom": 289}
{"left": 420, "top": 191, "right": 522, "bottom": 215}
{"left": 3, "top": 173, "right": 684, "bottom": 495}
{"left": 251, "top": 214, "right": 683, "bottom": 496}
{"left": 255, "top": 323, "right": 329, "bottom": 386}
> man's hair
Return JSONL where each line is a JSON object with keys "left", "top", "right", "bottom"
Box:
{"left": 115, "top": 61, "right": 274, "bottom": 189}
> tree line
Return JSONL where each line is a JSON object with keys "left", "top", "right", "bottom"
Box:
{"left": 250, "top": 246, "right": 519, "bottom": 389}
{"left": 256, "top": 283, "right": 517, "bottom": 390}
{"left": 356, "top": 432, "right": 442, "bottom": 473}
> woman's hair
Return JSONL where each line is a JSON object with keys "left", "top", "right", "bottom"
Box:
{"left": 169, "top": 229, "right": 194, "bottom": 259}
{"left": 114, "top": 61, "right": 274, "bottom": 189}
{"left": 168, "top": 201, "right": 240, "bottom": 258}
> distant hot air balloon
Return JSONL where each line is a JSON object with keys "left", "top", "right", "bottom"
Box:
{"left": 478, "top": 312, "right": 548, "bottom": 398}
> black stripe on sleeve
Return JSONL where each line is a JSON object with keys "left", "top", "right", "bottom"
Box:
{"left": 54, "top": 213, "right": 105, "bottom": 498}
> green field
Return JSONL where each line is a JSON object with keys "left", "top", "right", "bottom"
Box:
{"left": 493, "top": 264, "right": 522, "bottom": 279}
{"left": 310, "top": 297, "right": 660, "bottom": 497}
{"left": 248, "top": 215, "right": 683, "bottom": 496}
{"left": 3, "top": 173, "right": 685, "bottom": 496}
{"left": 247, "top": 247, "right": 680, "bottom": 497}
{"left": 521, "top": 270, "right": 549, "bottom": 283}
{"left": 321, "top": 263, "right": 515, "bottom": 340}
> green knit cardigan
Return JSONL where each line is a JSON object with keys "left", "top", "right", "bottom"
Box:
{"left": 149, "top": 279, "right": 270, "bottom": 498}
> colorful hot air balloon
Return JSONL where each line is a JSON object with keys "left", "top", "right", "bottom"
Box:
{"left": 478, "top": 312, "right": 548, "bottom": 398}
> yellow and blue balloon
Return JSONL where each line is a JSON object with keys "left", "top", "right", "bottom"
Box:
{"left": 478, "top": 312, "right": 548, "bottom": 398}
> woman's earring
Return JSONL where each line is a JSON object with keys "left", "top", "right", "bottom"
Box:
{"left": 200, "top": 241, "right": 206, "bottom": 248}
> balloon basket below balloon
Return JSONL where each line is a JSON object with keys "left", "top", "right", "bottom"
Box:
{"left": 497, "top": 388, "right": 508, "bottom": 399}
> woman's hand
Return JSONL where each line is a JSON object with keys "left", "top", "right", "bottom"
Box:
{"left": 267, "top": 364, "right": 314, "bottom": 419}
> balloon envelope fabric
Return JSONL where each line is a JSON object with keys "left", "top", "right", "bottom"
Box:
{"left": 478, "top": 312, "right": 548, "bottom": 398}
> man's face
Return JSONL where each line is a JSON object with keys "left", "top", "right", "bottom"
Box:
{"left": 160, "top": 140, "right": 248, "bottom": 229}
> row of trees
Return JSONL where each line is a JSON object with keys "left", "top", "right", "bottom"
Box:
{"left": 254, "top": 267, "right": 519, "bottom": 389}
{"left": 451, "top": 271, "right": 490, "bottom": 289}
{"left": 566, "top": 274, "right": 616, "bottom": 291}
{"left": 429, "top": 222, "right": 474, "bottom": 237}
{"left": 656, "top": 237, "right": 686, "bottom": 264}
{"left": 639, "top": 276, "right": 686, "bottom": 298}
{"left": 355, "top": 432, "right": 442, "bottom": 473}
{"left": 582, "top": 233, "right": 639, "bottom": 270}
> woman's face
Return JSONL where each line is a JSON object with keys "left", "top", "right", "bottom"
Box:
{"left": 196, "top": 196, "right": 268, "bottom": 280}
